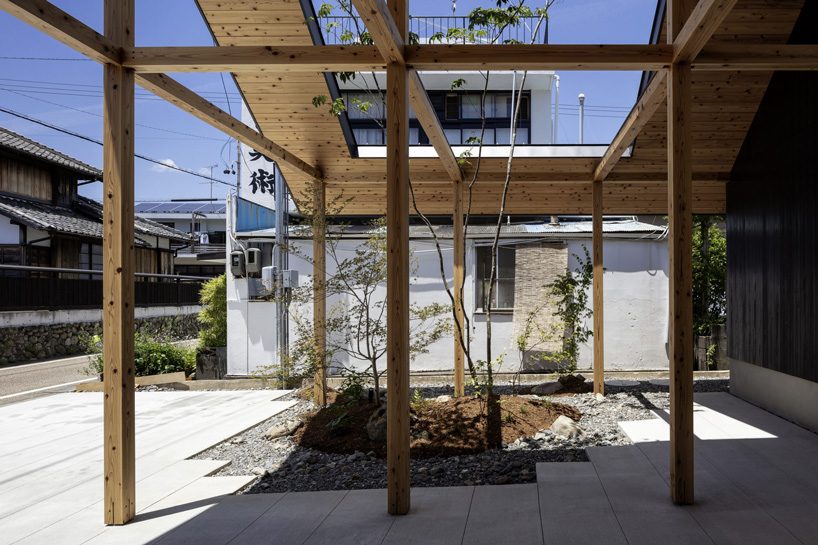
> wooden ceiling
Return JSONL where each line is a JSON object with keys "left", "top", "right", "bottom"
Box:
{"left": 197, "top": 0, "right": 805, "bottom": 216}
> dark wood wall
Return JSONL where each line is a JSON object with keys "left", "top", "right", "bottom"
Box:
{"left": 727, "top": 2, "right": 818, "bottom": 383}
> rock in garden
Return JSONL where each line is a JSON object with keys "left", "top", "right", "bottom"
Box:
{"left": 366, "top": 406, "right": 388, "bottom": 442}
{"left": 251, "top": 466, "right": 268, "bottom": 476}
{"left": 532, "top": 381, "right": 563, "bottom": 395}
{"left": 263, "top": 420, "right": 302, "bottom": 440}
{"left": 550, "top": 415, "right": 586, "bottom": 439}
{"left": 434, "top": 394, "right": 452, "bottom": 403}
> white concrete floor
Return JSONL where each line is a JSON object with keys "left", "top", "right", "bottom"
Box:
{"left": 0, "top": 390, "right": 294, "bottom": 545}
{"left": 3, "top": 391, "right": 817, "bottom": 545}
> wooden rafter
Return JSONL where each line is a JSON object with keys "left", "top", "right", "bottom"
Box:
{"left": 352, "top": 0, "right": 405, "bottom": 64}
{"left": 408, "top": 71, "right": 462, "bottom": 183}
{"left": 594, "top": 71, "right": 668, "bottom": 182}
{"left": 673, "top": 0, "right": 739, "bottom": 62}
{"left": 135, "top": 73, "right": 322, "bottom": 181}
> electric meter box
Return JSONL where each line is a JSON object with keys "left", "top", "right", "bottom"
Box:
{"left": 282, "top": 269, "right": 299, "bottom": 289}
{"left": 261, "top": 266, "right": 276, "bottom": 292}
{"left": 245, "top": 248, "right": 262, "bottom": 274}
{"left": 230, "top": 250, "right": 245, "bottom": 277}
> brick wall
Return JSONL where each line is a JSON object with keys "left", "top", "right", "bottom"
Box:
{"left": 512, "top": 242, "right": 567, "bottom": 369}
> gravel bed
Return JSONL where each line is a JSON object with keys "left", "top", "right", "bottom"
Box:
{"left": 193, "top": 379, "right": 729, "bottom": 493}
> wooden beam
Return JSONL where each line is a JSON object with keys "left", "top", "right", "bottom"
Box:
{"left": 594, "top": 71, "right": 667, "bottom": 182}
{"left": 125, "top": 45, "right": 384, "bottom": 73}
{"left": 592, "top": 179, "right": 604, "bottom": 396}
{"left": 118, "top": 44, "right": 684, "bottom": 73}
{"left": 385, "top": 0, "right": 410, "bottom": 517}
{"left": 668, "top": 0, "right": 695, "bottom": 507}
{"left": 695, "top": 44, "right": 818, "bottom": 71}
{"left": 673, "top": 0, "right": 738, "bottom": 62}
{"left": 103, "top": 0, "right": 135, "bottom": 526}
{"left": 407, "top": 44, "right": 673, "bottom": 71}
{"left": 452, "top": 178, "right": 465, "bottom": 398}
{"left": 0, "top": 0, "right": 119, "bottom": 63}
{"left": 312, "top": 180, "right": 327, "bottom": 408}
{"left": 408, "top": 71, "right": 462, "bottom": 183}
{"left": 352, "top": 0, "right": 405, "bottom": 64}
{"left": 135, "top": 73, "right": 321, "bottom": 181}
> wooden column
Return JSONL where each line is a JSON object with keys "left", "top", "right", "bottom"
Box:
{"left": 592, "top": 179, "right": 604, "bottom": 396}
{"left": 103, "top": 0, "right": 135, "bottom": 526}
{"left": 453, "top": 179, "right": 465, "bottom": 397}
{"left": 386, "top": 0, "right": 410, "bottom": 516}
{"left": 313, "top": 180, "right": 327, "bottom": 407}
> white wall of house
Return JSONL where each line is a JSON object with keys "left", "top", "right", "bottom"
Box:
{"left": 226, "top": 225, "right": 670, "bottom": 375}
{"left": 0, "top": 216, "right": 18, "bottom": 244}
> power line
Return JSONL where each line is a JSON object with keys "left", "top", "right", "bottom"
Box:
{"left": 0, "top": 88, "right": 227, "bottom": 141}
{"left": 0, "top": 55, "right": 91, "bottom": 62}
{"left": 0, "top": 106, "right": 234, "bottom": 187}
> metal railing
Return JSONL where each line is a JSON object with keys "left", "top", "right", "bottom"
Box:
{"left": 319, "top": 15, "right": 548, "bottom": 45}
{"left": 0, "top": 264, "right": 209, "bottom": 311}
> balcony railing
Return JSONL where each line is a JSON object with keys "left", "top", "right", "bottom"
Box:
{"left": 0, "top": 265, "right": 208, "bottom": 311}
{"left": 319, "top": 16, "right": 548, "bottom": 46}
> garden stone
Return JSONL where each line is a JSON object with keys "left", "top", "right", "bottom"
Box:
{"left": 366, "top": 406, "right": 388, "bottom": 442}
{"left": 434, "top": 394, "right": 453, "bottom": 403}
{"left": 550, "top": 415, "right": 586, "bottom": 439}
{"left": 532, "top": 381, "right": 563, "bottom": 395}
{"left": 263, "top": 419, "right": 302, "bottom": 440}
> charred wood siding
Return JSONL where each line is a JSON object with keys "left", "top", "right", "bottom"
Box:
{"left": 727, "top": 3, "right": 818, "bottom": 383}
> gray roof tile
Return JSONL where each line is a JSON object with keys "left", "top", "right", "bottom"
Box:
{"left": 0, "top": 127, "right": 102, "bottom": 179}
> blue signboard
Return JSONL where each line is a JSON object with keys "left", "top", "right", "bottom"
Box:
{"left": 236, "top": 196, "right": 276, "bottom": 232}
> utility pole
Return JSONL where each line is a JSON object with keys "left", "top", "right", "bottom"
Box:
{"left": 578, "top": 93, "right": 586, "bottom": 144}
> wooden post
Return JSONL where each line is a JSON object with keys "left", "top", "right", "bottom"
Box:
{"left": 103, "top": 0, "right": 135, "bottom": 526}
{"left": 453, "top": 179, "right": 465, "bottom": 398}
{"left": 668, "top": 0, "right": 695, "bottom": 506}
{"left": 386, "top": 0, "right": 410, "bottom": 516}
{"left": 592, "top": 179, "right": 604, "bottom": 396}
{"left": 313, "top": 180, "right": 327, "bottom": 407}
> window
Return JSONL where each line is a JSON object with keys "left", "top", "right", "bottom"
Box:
{"left": 475, "top": 245, "right": 515, "bottom": 311}
{"left": 79, "top": 242, "right": 102, "bottom": 271}
{"left": 445, "top": 94, "right": 459, "bottom": 120}
{"left": 353, "top": 128, "right": 385, "bottom": 145}
{"left": 462, "top": 128, "right": 494, "bottom": 145}
{"left": 444, "top": 129, "right": 461, "bottom": 145}
{"left": 409, "top": 127, "right": 420, "bottom": 145}
{"left": 461, "top": 95, "right": 482, "bottom": 119}
{"left": 344, "top": 92, "right": 385, "bottom": 119}
{"left": 495, "top": 127, "right": 529, "bottom": 145}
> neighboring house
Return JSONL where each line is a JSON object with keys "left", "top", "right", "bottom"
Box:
{"left": 0, "top": 127, "right": 191, "bottom": 275}
{"left": 226, "top": 204, "right": 670, "bottom": 376}
{"left": 0, "top": 127, "right": 200, "bottom": 364}
{"left": 135, "top": 200, "right": 227, "bottom": 277}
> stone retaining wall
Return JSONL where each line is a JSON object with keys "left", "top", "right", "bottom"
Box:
{"left": 0, "top": 311, "right": 200, "bottom": 364}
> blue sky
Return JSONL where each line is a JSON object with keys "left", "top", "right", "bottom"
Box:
{"left": 0, "top": 0, "right": 656, "bottom": 203}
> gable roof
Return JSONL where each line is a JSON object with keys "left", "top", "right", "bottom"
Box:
{"left": 0, "top": 127, "right": 102, "bottom": 180}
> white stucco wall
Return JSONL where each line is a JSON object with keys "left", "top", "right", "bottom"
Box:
{"left": 568, "top": 239, "right": 669, "bottom": 370}
{"left": 226, "top": 232, "right": 670, "bottom": 376}
{"left": 0, "top": 216, "right": 18, "bottom": 244}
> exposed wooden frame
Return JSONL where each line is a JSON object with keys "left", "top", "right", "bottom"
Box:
{"left": 385, "top": 0, "right": 411, "bottom": 517}
{"left": 102, "top": 0, "right": 135, "bottom": 526}
{"left": 408, "top": 71, "right": 463, "bottom": 183}
{"left": 592, "top": 179, "right": 604, "bottom": 396}
{"left": 0, "top": 0, "right": 119, "bottom": 63}
{"left": 452, "top": 178, "right": 465, "bottom": 398}
{"left": 124, "top": 45, "right": 385, "bottom": 73}
{"left": 312, "top": 180, "right": 327, "bottom": 408}
{"left": 695, "top": 44, "right": 818, "bottom": 71}
{"left": 352, "top": 0, "right": 405, "bottom": 64}
{"left": 135, "top": 73, "right": 322, "bottom": 181}
{"left": 668, "top": 0, "right": 696, "bottom": 506}
{"left": 673, "top": 0, "right": 739, "bottom": 62}
{"left": 593, "top": 71, "right": 667, "bottom": 182}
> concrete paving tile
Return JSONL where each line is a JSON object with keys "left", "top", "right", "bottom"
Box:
{"left": 303, "top": 489, "right": 395, "bottom": 545}
{"left": 381, "top": 486, "right": 473, "bottom": 545}
{"left": 462, "top": 483, "right": 543, "bottom": 545}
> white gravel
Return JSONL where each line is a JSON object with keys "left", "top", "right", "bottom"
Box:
{"left": 192, "top": 378, "right": 728, "bottom": 493}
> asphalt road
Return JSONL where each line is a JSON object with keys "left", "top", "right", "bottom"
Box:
{"left": 0, "top": 355, "right": 96, "bottom": 406}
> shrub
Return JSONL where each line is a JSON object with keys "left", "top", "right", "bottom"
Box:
{"left": 198, "top": 274, "right": 227, "bottom": 347}
{"left": 87, "top": 334, "right": 195, "bottom": 377}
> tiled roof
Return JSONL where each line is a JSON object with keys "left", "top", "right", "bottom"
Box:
{"left": 0, "top": 194, "right": 192, "bottom": 245}
{"left": 0, "top": 127, "right": 102, "bottom": 179}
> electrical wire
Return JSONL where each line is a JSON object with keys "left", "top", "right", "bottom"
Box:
{"left": 0, "top": 106, "right": 234, "bottom": 187}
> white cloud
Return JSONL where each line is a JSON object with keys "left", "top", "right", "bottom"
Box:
{"left": 150, "top": 158, "right": 179, "bottom": 173}
{"left": 197, "top": 167, "right": 211, "bottom": 176}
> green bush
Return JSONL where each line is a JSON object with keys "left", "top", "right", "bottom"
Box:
{"left": 87, "top": 334, "right": 195, "bottom": 377}
{"left": 198, "top": 274, "right": 227, "bottom": 347}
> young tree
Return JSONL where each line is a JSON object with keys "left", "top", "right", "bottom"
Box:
{"left": 692, "top": 216, "right": 727, "bottom": 336}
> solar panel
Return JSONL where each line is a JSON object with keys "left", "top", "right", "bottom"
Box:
{"left": 134, "top": 201, "right": 226, "bottom": 214}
